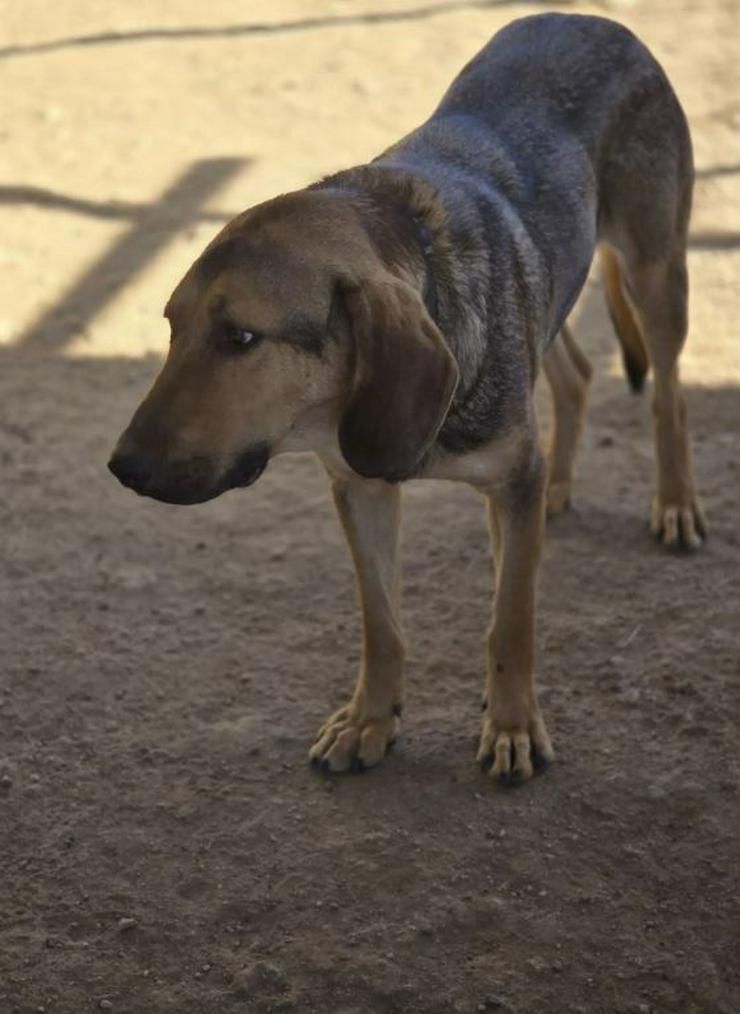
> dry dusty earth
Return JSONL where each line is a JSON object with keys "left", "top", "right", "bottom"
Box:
{"left": 0, "top": 1, "right": 739, "bottom": 1012}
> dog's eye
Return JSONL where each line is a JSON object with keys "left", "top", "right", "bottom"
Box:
{"left": 235, "top": 328, "right": 257, "bottom": 346}
{"left": 225, "top": 324, "right": 260, "bottom": 350}
{"left": 215, "top": 318, "right": 262, "bottom": 353}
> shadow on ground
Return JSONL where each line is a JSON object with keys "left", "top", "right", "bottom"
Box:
{"left": 0, "top": 1, "right": 569, "bottom": 61}
{"left": 0, "top": 185, "right": 738, "bottom": 1013}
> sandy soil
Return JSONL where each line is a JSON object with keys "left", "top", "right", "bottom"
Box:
{"left": 1, "top": 2, "right": 738, "bottom": 1012}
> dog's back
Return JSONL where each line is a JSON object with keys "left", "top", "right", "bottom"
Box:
{"left": 376, "top": 13, "right": 692, "bottom": 350}
{"left": 437, "top": 14, "right": 667, "bottom": 150}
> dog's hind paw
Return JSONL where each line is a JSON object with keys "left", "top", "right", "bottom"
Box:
{"left": 650, "top": 494, "right": 707, "bottom": 551}
{"left": 309, "top": 705, "right": 398, "bottom": 773}
{"left": 546, "top": 480, "right": 572, "bottom": 518}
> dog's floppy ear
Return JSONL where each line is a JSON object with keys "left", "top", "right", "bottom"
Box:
{"left": 337, "top": 275, "right": 459, "bottom": 481}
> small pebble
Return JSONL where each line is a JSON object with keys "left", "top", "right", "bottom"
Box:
{"left": 231, "top": 961, "right": 288, "bottom": 998}
{"left": 117, "top": 917, "right": 136, "bottom": 932}
{"left": 99, "top": 1002, "right": 113, "bottom": 1011}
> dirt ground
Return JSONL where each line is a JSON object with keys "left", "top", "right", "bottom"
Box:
{"left": 1, "top": 2, "right": 738, "bottom": 1012}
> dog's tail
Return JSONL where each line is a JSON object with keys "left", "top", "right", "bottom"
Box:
{"left": 599, "top": 246, "right": 649, "bottom": 393}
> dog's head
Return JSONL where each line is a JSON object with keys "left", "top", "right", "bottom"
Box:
{"left": 109, "top": 189, "right": 458, "bottom": 504}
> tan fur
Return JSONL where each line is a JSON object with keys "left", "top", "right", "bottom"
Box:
{"left": 473, "top": 436, "right": 555, "bottom": 782}
{"left": 543, "top": 325, "right": 592, "bottom": 517}
{"left": 600, "top": 245, "right": 650, "bottom": 389}
{"left": 113, "top": 193, "right": 368, "bottom": 485}
{"left": 616, "top": 251, "right": 706, "bottom": 548}
{"left": 308, "top": 477, "right": 403, "bottom": 771}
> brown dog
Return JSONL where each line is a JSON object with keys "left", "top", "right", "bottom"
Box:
{"left": 110, "top": 14, "right": 705, "bottom": 782}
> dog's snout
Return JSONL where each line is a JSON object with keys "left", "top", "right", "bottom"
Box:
{"left": 108, "top": 445, "right": 230, "bottom": 504}
{"left": 108, "top": 451, "right": 152, "bottom": 493}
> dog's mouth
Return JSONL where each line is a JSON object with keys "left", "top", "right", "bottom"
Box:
{"left": 224, "top": 444, "right": 270, "bottom": 491}
{"left": 234, "top": 464, "right": 265, "bottom": 488}
{"left": 232, "top": 459, "right": 267, "bottom": 488}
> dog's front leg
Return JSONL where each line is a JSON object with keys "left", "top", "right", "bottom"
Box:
{"left": 477, "top": 450, "right": 555, "bottom": 783}
{"left": 309, "top": 476, "right": 403, "bottom": 772}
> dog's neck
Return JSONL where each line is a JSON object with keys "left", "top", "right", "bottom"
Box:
{"left": 312, "top": 164, "right": 505, "bottom": 457}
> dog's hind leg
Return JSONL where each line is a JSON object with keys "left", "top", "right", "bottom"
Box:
{"left": 309, "top": 476, "right": 404, "bottom": 771}
{"left": 599, "top": 83, "right": 705, "bottom": 549}
{"left": 620, "top": 250, "right": 706, "bottom": 549}
{"left": 543, "top": 325, "right": 592, "bottom": 517}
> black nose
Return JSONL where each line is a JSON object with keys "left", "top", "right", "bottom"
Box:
{"left": 108, "top": 452, "right": 152, "bottom": 492}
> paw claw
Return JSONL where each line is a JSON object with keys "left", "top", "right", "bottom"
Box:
{"left": 651, "top": 495, "right": 706, "bottom": 552}
{"left": 310, "top": 705, "right": 398, "bottom": 774}
{"left": 478, "top": 712, "right": 552, "bottom": 787}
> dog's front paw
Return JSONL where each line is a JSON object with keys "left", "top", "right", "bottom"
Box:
{"left": 309, "top": 704, "right": 399, "bottom": 772}
{"left": 650, "top": 494, "right": 706, "bottom": 550}
{"left": 476, "top": 708, "right": 554, "bottom": 785}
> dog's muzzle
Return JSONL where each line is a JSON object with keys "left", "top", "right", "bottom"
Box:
{"left": 108, "top": 443, "right": 269, "bottom": 504}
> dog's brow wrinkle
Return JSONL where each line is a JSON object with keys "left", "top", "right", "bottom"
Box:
{"left": 289, "top": 313, "right": 318, "bottom": 335}
{"left": 284, "top": 315, "right": 326, "bottom": 355}
{"left": 284, "top": 309, "right": 318, "bottom": 334}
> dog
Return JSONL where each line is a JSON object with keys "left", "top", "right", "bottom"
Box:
{"left": 109, "top": 13, "right": 705, "bottom": 783}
